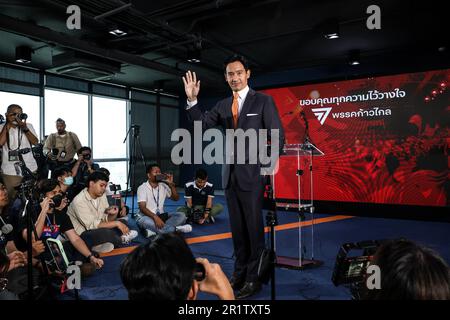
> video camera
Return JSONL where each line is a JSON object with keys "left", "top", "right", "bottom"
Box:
{"left": 332, "top": 240, "right": 382, "bottom": 287}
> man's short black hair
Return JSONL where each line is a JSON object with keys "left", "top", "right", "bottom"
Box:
{"left": 78, "top": 146, "right": 91, "bottom": 154}
{"left": 97, "top": 167, "right": 110, "bottom": 177}
{"left": 56, "top": 118, "right": 65, "bottom": 124}
{"left": 120, "top": 232, "right": 196, "bottom": 300}
{"left": 364, "top": 239, "right": 450, "bottom": 300}
{"left": 223, "top": 54, "right": 250, "bottom": 73}
{"left": 38, "top": 179, "right": 59, "bottom": 195}
{"left": 195, "top": 168, "right": 208, "bottom": 180}
{"left": 146, "top": 163, "right": 160, "bottom": 174}
{"left": 87, "top": 171, "right": 109, "bottom": 186}
{"left": 6, "top": 104, "right": 22, "bottom": 113}
{"left": 51, "top": 166, "right": 71, "bottom": 179}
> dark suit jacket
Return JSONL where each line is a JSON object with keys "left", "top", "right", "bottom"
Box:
{"left": 187, "top": 88, "right": 285, "bottom": 191}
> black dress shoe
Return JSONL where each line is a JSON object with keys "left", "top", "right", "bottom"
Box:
{"left": 236, "top": 281, "right": 262, "bottom": 299}
{"left": 229, "top": 276, "right": 246, "bottom": 291}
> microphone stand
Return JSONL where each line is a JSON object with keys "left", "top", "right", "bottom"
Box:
{"left": 123, "top": 125, "right": 147, "bottom": 217}
{"left": 300, "top": 111, "right": 315, "bottom": 147}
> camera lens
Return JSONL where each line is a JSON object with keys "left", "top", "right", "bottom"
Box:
{"left": 83, "top": 154, "right": 91, "bottom": 160}
{"left": 51, "top": 194, "right": 64, "bottom": 208}
{"left": 18, "top": 113, "right": 28, "bottom": 120}
{"left": 194, "top": 263, "right": 206, "bottom": 281}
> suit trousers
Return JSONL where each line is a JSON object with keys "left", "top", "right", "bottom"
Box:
{"left": 225, "top": 167, "right": 265, "bottom": 282}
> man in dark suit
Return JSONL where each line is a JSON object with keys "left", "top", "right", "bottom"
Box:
{"left": 182, "top": 55, "right": 284, "bottom": 299}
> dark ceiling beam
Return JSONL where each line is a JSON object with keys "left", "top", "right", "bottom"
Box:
{"left": 94, "top": 2, "right": 132, "bottom": 20}
{"left": 0, "top": 13, "right": 185, "bottom": 76}
{"left": 145, "top": 0, "right": 211, "bottom": 18}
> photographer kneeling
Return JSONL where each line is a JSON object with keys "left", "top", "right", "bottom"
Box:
{"left": 19, "top": 179, "right": 104, "bottom": 276}
{"left": 178, "top": 168, "right": 223, "bottom": 225}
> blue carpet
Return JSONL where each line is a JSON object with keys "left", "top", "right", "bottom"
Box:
{"left": 59, "top": 194, "right": 450, "bottom": 300}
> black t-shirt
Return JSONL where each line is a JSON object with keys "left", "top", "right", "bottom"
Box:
{"left": 16, "top": 206, "right": 74, "bottom": 251}
{"left": 184, "top": 181, "right": 214, "bottom": 206}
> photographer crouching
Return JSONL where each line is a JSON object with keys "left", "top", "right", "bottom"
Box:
{"left": 0, "top": 104, "right": 39, "bottom": 200}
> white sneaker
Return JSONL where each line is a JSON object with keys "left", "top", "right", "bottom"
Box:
{"left": 176, "top": 224, "right": 192, "bottom": 233}
{"left": 92, "top": 242, "right": 114, "bottom": 254}
{"left": 121, "top": 230, "right": 138, "bottom": 244}
{"left": 145, "top": 229, "right": 157, "bottom": 238}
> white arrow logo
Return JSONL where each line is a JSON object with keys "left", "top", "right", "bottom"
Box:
{"left": 311, "top": 107, "right": 332, "bottom": 125}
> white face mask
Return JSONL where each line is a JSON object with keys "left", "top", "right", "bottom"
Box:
{"left": 63, "top": 176, "right": 74, "bottom": 186}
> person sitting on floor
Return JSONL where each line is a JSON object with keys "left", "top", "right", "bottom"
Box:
{"left": 120, "top": 232, "right": 234, "bottom": 300}
{"left": 19, "top": 179, "right": 104, "bottom": 274}
{"left": 52, "top": 166, "right": 76, "bottom": 202}
{"left": 363, "top": 239, "right": 450, "bottom": 300}
{"left": 67, "top": 171, "right": 137, "bottom": 249}
{"left": 135, "top": 163, "right": 191, "bottom": 238}
{"left": 177, "top": 168, "right": 223, "bottom": 225}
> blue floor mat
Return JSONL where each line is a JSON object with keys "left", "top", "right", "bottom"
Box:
{"left": 59, "top": 194, "right": 450, "bottom": 300}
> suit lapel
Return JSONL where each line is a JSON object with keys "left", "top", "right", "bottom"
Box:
{"left": 237, "top": 88, "right": 256, "bottom": 128}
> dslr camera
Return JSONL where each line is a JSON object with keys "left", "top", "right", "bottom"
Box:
{"left": 187, "top": 208, "right": 204, "bottom": 224}
{"left": 109, "top": 184, "right": 121, "bottom": 192}
{"left": 17, "top": 113, "right": 28, "bottom": 121}
{"left": 83, "top": 154, "right": 91, "bottom": 160}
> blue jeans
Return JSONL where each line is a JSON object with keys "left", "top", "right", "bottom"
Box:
{"left": 135, "top": 212, "right": 187, "bottom": 234}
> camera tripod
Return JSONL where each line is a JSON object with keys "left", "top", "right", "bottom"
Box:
{"left": 123, "top": 125, "right": 147, "bottom": 216}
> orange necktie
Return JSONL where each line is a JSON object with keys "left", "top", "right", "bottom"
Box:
{"left": 232, "top": 92, "right": 239, "bottom": 128}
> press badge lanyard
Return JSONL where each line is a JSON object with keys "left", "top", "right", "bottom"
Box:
{"left": 6, "top": 128, "right": 22, "bottom": 151}
{"left": 45, "top": 215, "right": 56, "bottom": 233}
{"left": 151, "top": 184, "right": 160, "bottom": 215}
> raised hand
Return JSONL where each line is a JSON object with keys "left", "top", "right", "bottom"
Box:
{"left": 182, "top": 70, "right": 200, "bottom": 102}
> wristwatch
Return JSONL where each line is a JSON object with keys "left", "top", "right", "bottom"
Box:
{"left": 87, "top": 252, "right": 100, "bottom": 261}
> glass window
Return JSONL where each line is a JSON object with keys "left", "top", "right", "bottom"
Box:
{"left": 96, "top": 160, "right": 128, "bottom": 190}
{"left": 0, "top": 91, "right": 40, "bottom": 138}
{"left": 160, "top": 106, "right": 179, "bottom": 157}
{"left": 92, "top": 96, "right": 127, "bottom": 159}
{"left": 44, "top": 89, "right": 88, "bottom": 146}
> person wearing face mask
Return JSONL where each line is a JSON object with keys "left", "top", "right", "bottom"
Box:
{"left": 43, "top": 118, "right": 82, "bottom": 171}
{"left": 52, "top": 166, "right": 76, "bottom": 202}
{"left": 0, "top": 104, "right": 39, "bottom": 200}
{"left": 19, "top": 179, "right": 105, "bottom": 275}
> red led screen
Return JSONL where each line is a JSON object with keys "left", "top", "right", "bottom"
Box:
{"left": 263, "top": 69, "right": 449, "bottom": 206}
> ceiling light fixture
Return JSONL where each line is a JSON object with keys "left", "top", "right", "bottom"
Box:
{"left": 15, "top": 46, "right": 32, "bottom": 64}
{"left": 322, "top": 19, "right": 340, "bottom": 40}
{"left": 348, "top": 49, "right": 360, "bottom": 65}
{"left": 109, "top": 28, "right": 127, "bottom": 37}
{"left": 154, "top": 80, "right": 164, "bottom": 92}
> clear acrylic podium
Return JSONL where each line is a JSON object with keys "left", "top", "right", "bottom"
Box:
{"left": 273, "top": 142, "right": 324, "bottom": 269}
